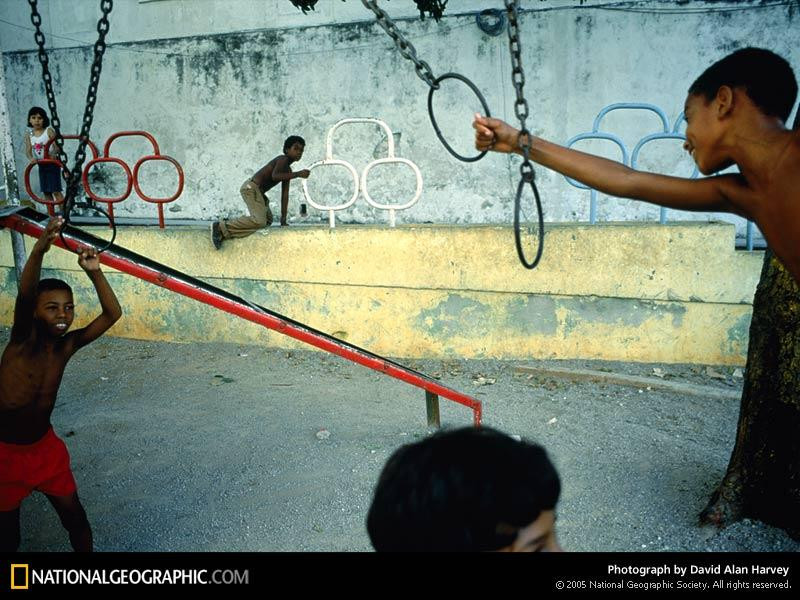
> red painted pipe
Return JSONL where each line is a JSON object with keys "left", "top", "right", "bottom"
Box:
{"left": 103, "top": 130, "right": 160, "bottom": 157}
{"left": 44, "top": 135, "right": 100, "bottom": 162}
{"left": 132, "top": 155, "right": 185, "bottom": 229}
{"left": 103, "top": 131, "right": 183, "bottom": 229}
{"left": 82, "top": 157, "right": 134, "bottom": 227}
{"left": 1, "top": 210, "right": 482, "bottom": 426}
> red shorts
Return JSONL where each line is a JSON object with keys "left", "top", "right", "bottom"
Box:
{"left": 0, "top": 427, "right": 77, "bottom": 511}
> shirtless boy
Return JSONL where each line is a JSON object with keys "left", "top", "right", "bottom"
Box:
{"left": 0, "top": 217, "right": 122, "bottom": 551}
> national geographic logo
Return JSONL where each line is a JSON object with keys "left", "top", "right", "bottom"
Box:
{"left": 5, "top": 565, "right": 248, "bottom": 587}
{"left": 10, "top": 564, "right": 29, "bottom": 590}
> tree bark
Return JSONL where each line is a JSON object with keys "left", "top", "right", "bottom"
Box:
{"left": 700, "top": 105, "right": 800, "bottom": 537}
{"left": 700, "top": 249, "right": 800, "bottom": 536}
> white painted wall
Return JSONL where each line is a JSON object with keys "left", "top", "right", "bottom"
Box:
{"left": 1, "top": 1, "right": 797, "bottom": 240}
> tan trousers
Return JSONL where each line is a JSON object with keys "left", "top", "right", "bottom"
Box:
{"left": 219, "top": 179, "right": 273, "bottom": 239}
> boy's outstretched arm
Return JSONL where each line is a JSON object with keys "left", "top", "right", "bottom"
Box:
{"left": 271, "top": 157, "right": 310, "bottom": 182}
{"left": 67, "top": 247, "right": 122, "bottom": 351}
{"left": 473, "top": 114, "right": 748, "bottom": 218}
{"left": 11, "top": 217, "right": 63, "bottom": 342}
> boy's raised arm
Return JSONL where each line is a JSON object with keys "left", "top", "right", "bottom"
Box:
{"left": 11, "top": 217, "right": 62, "bottom": 342}
{"left": 67, "top": 247, "right": 122, "bottom": 351}
{"left": 473, "top": 114, "right": 748, "bottom": 218}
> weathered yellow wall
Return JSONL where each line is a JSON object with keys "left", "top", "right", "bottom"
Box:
{"left": 0, "top": 222, "right": 762, "bottom": 364}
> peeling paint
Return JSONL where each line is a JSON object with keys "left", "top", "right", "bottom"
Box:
{"left": 415, "top": 294, "right": 492, "bottom": 338}
{"left": 561, "top": 296, "right": 687, "bottom": 334}
{"left": 726, "top": 312, "right": 752, "bottom": 353}
{"left": 0, "top": 223, "right": 759, "bottom": 364}
{"left": 503, "top": 295, "right": 558, "bottom": 336}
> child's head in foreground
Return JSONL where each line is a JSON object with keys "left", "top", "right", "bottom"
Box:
{"left": 366, "top": 426, "right": 562, "bottom": 552}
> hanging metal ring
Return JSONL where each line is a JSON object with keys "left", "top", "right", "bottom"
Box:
{"left": 59, "top": 202, "right": 117, "bottom": 253}
{"left": 427, "top": 72, "right": 491, "bottom": 163}
{"left": 513, "top": 177, "right": 545, "bottom": 269}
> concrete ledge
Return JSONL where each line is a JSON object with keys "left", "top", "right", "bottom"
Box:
{"left": 0, "top": 221, "right": 762, "bottom": 364}
{"left": 512, "top": 365, "right": 741, "bottom": 400}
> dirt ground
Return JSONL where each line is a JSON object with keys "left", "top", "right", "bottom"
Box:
{"left": 6, "top": 328, "right": 799, "bottom": 553}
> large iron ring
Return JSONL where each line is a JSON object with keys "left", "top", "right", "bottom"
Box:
{"left": 59, "top": 202, "right": 117, "bottom": 254}
{"left": 513, "top": 176, "right": 544, "bottom": 269}
{"left": 427, "top": 72, "right": 490, "bottom": 163}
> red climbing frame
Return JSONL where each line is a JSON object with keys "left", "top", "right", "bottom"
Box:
{"left": 23, "top": 135, "right": 101, "bottom": 216}
{"left": 23, "top": 132, "right": 184, "bottom": 228}
{"left": 105, "top": 131, "right": 184, "bottom": 229}
{"left": 0, "top": 207, "right": 482, "bottom": 427}
{"left": 83, "top": 156, "right": 134, "bottom": 224}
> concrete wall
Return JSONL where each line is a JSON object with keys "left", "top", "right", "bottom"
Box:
{"left": 0, "top": 221, "right": 762, "bottom": 365}
{"left": 1, "top": 1, "right": 798, "bottom": 241}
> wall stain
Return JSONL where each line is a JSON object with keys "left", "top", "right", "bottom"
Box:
{"left": 561, "top": 296, "right": 687, "bottom": 334}
{"left": 415, "top": 294, "right": 492, "bottom": 338}
{"left": 504, "top": 295, "right": 558, "bottom": 336}
{"left": 726, "top": 312, "right": 752, "bottom": 353}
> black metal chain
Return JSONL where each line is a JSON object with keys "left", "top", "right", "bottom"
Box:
{"left": 361, "top": 0, "right": 439, "bottom": 89}
{"left": 28, "top": 0, "right": 115, "bottom": 249}
{"left": 362, "top": 0, "right": 490, "bottom": 162}
{"left": 505, "top": 0, "right": 544, "bottom": 269}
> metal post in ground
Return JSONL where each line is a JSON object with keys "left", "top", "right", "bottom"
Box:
{"left": 0, "top": 52, "right": 28, "bottom": 282}
{"left": 426, "top": 390, "right": 441, "bottom": 429}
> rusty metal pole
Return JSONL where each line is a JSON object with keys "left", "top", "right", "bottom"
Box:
{"left": 426, "top": 390, "right": 441, "bottom": 429}
{"left": 0, "top": 52, "right": 28, "bottom": 283}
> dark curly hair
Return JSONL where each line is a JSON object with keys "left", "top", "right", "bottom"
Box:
{"left": 688, "top": 48, "right": 797, "bottom": 123}
{"left": 367, "top": 426, "right": 561, "bottom": 552}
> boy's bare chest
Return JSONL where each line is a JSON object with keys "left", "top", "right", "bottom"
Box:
{"left": 752, "top": 169, "right": 800, "bottom": 283}
{"left": 0, "top": 344, "right": 69, "bottom": 409}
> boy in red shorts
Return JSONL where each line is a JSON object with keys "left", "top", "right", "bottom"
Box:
{"left": 0, "top": 217, "right": 122, "bottom": 551}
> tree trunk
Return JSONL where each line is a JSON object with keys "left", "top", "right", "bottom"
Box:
{"left": 700, "top": 105, "right": 800, "bottom": 537}
{"left": 700, "top": 249, "right": 800, "bottom": 536}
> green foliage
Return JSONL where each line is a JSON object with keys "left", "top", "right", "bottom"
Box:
{"left": 289, "top": 0, "right": 449, "bottom": 21}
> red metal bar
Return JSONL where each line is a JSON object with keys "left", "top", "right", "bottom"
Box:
{"left": 103, "top": 130, "right": 160, "bottom": 157}
{"left": 82, "top": 157, "right": 134, "bottom": 227}
{"left": 44, "top": 135, "right": 100, "bottom": 161}
{"left": 132, "top": 155, "right": 185, "bottom": 229}
{"left": 103, "top": 133, "right": 183, "bottom": 229}
{"left": 1, "top": 209, "right": 482, "bottom": 426}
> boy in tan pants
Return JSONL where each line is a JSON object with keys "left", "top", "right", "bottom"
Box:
{"left": 212, "top": 135, "right": 309, "bottom": 248}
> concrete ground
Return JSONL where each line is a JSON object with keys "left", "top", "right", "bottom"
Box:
{"left": 6, "top": 329, "right": 799, "bottom": 553}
